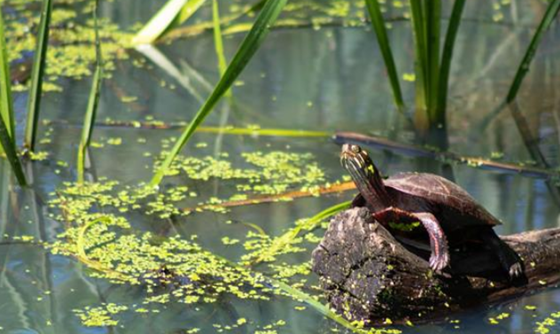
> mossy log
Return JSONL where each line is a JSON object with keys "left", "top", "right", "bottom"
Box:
{"left": 311, "top": 207, "right": 560, "bottom": 325}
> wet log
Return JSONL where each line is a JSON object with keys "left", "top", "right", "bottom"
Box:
{"left": 311, "top": 207, "right": 560, "bottom": 325}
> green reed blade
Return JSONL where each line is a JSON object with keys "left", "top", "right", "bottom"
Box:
{"left": 214, "top": 250, "right": 368, "bottom": 333}
{"left": 426, "top": 0, "right": 440, "bottom": 121}
{"left": 506, "top": 0, "right": 560, "bottom": 103}
{"left": 409, "top": 0, "right": 428, "bottom": 113}
{"left": 0, "top": 115, "right": 26, "bottom": 186}
{"left": 269, "top": 278, "right": 368, "bottom": 333}
{"left": 131, "top": 0, "right": 207, "bottom": 45}
{"left": 212, "top": 0, "right": 231, "bottom": 98}
{"left": 364, "top": 0, "right": 404, "bottom": 110}
{"left": 252, "top": 201, "right": 351, "bottom": 265}
{"left": 212, "top": 0, "right": 227, "bottom": 76}
{"left": 23, "top": 0, "right": 53, "bottom": 151}
{"left": 0, "top": 10, "right": 15, "bottom": 147}
{"left": 150, "top": 0, "right": 288, "bottom": 187}
{"left": 0, "top": 10, "right": 25, "bottom": 184}
{"left": 77, "top": 0, "right": 102, "bottom": 184}
{"left": 437, "top": 0, "right": 466, "bottom": 118}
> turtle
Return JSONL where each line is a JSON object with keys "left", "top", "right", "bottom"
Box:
{"left": 340, "top": 143, "right": 523, "bottom": 278}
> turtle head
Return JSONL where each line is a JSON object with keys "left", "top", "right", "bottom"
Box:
{"left": 340, "top": 144, "right": 378, "bottom": 178}
{"left": 340, "top": 144, "right": 388, "bottom": 207}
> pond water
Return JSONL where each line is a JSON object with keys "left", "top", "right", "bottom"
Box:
{"left": 1, "top": 0, "right": 560, "bottom": 333}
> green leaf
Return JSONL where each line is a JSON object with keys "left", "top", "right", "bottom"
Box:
{"left": 0, "top": 9, "right": 15, "bottom": 146}
{"left": 506, "top": 0, "right": 560, "bottom": 103}
{"left": 212, "top": 0, "right": 228, "bottom": 77}
{"left": 24, "top": 0, "right": 53, "bottom": 151}
{"left": 364, "top": 0, "right": 404, "bottom": 110}
{"left": 131, "top": 0, "right": 208, "bottom": 45}
{"left": 0, "top": 113, "right": 26, "bottom": 186}
{"left": 77, "top": 0, "right": 103, "bottom": 184}
{"left": 150, "top": 0, "right": 288, "bottom": 187}
{"left": 409, "top": 0, "right": 428, "bottom": 114}
{"left": 436, "top": 0, "right": 466, "bottom": 118}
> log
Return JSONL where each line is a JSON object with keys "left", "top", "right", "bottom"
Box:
{"left": 311, "top": 207, "right": 560, "bottom": 325}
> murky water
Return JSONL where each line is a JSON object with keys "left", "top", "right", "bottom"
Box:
{"left": 1, "top": 0, "right": 560, "bottom": 333}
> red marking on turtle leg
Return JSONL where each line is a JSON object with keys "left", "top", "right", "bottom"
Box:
{"left": 412, "top": 212, "right": 450, "bottom": 272}
{"left": 370, "top": 206, "right": 407, "bottom": 222}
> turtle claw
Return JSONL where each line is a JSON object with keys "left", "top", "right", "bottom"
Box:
{"left": 429, "top": 252, "right": 450, "bottom": 273}
{"left": 508, "top": 262, "right": 523, "bottom": 279}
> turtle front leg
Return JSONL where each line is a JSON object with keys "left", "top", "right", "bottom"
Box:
{"left": 372, "top": 208, "right": 450, "bottom": 272}
{"left": 412, "top": 212, "right": 450, "bottom": 272}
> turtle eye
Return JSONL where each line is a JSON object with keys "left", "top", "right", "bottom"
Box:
{"left": 350, "top": 145, "right": 361, "bottom": 153}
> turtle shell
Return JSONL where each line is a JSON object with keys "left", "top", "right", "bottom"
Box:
{"left": 384, "top": 172, "right": 501, "bottom": 226}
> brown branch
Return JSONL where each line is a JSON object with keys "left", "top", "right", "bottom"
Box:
{"left": 183, "top": 181, "right": 355, "bottom": 213}
{"left": 335, "top": 131, "right": 560, "bottom": 180}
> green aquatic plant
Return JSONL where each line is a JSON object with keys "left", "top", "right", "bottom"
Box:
{"left": 0, "top": 9, "right": 26, "bottom": 185}
{"left": 0, "top": 9, "right": 14, "bottom": 144}
{"left": 77, "top": 0, "right": 103, "bottom": 184}
{"left": 365, "top": 0, "right": 466, "bottom": 132}
{"left": 364, "top": 0, "right": 404, "bottom": 110}
{"left": 47, "top": 175, "right": 390, "bottom": 333}
{"left": 150, "top": 0, "right": 288, "bottom": 187}
{"left": 504, "top": 0, "right": 560, "bottom": 104}
{"left": 157, "top": 151, "right": 326, "bottom": 198}
{"left": 131, "top": 0, "right": 208, "bottom": 45}
{"left": 23, "top": 0, "right": 53, "bottom": 151}
{"left": 243, "top": 200, "right": 351, "bottom": 265}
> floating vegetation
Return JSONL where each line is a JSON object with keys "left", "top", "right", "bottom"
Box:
{"left": 43, "top": 149, "right": 375, "bottom": 331}
{"left": 535, "top": 311, "right": 560, "bottom": 334}
{"left": 2, "top": 1, "right": 132, "bottom": 92}
{"left": 157, "top": 150, "right": 326, "bottom": 197}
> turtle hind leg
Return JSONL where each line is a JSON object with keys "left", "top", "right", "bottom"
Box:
{"left": 481, "top": 228, "right": 525, "bottom": 280}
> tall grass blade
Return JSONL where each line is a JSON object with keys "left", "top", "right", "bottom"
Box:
{"left": 0, "top": 10, "right": 15, "bottom": 147}
{"left": 213, "top": 253, "right": 368, "bottom": 333}
{"left": 0, "top": 116, "right": 27, "bottom": 186}
{"left": 506, "top": 0, "right": 560, "bottom": 103}
{"left": 270, "top": 278, "right": 368, "bottom": 333}
{"left": 77, "top": 0, "right": 102, "bottom": 184}
{"left": 136, "top": 45, "right": 205, "bottom": 103}
{"left": 131, "top": 0, "right": 207, "bottom": 45}
{"left": 364, "top": 0, "right": 404, "bottom": 110}
{"left": 409, "top": 0, "right": 428, "bottom": 115}
{"left": 212, "top": 0, "right": 231, "bottom": 98}
{"left": 212, "top": 0, "right": 227, "bottom": 76}
{"left": 252, "top": 201, "right": 351, "bottom": 265}
{"left": 437, "top": 0, "right": 466, "bottom": 117}
{"left": 150, "top": 0, "right": 288, "bottom": 187}
{"left": 23, "top": 0, "right": 53, "bottom": 151}
{"left": 0, "top": 11, "right": 26, "bottom": 185}
{"left": 426, "top": 0, "right": 440, "bottom": 122}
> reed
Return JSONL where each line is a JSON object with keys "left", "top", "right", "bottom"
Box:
{"left": 77, "top": 0, "right": 103, "bottom": 184}
{"left": 131, "top": 0, "right": 208, "bottom": 45}
{"left": 24, "top": 0, "right": 53, "bottom": 151}
{"left": 364, "top": 0, "right": 404, "bottom": 110}
{"left": 150, "top": 0, "right": 288, "bottom": 187}
{"left": 0, "top": 11, "right": 15, "bottom": 150}
{"left": 0, "top": 9, "right": 26, "bottom": 185}
{"left": 505, "top": 0, "right": 560, "bottom": 104}
{"left": 365, "top": 0, "right": 467, "bottom": 130}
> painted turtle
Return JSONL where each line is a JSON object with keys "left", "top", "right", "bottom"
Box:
{"left": 340, "top": 144, "right": 523, "bottom": 278}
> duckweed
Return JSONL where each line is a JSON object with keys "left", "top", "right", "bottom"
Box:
{"left": 156, "top": 150, "right": 326, "bottom": 198}
{"left": 44, "top": 148, "right": 356, "bottom": 329}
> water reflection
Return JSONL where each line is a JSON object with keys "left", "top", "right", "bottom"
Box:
{"left": 1, "top": 0, "right": 560, "bottom": 333}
